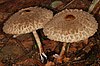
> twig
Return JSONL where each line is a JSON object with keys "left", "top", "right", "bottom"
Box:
{"left": 59, "top": 0, "right": 75, "bottom": 11}
{"left": 61, "top": 59, "right": 100, "bottom": 66}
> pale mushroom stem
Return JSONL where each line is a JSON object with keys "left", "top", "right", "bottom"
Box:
{"left": 56, "top": 42, "right": 67, "bottom": 63}
{"left": 32, "top": 30, "right": 43, "bottom": 54}
{"left": 60, "top": 43, "right": 70, "bottom": 57}
{"left": 59, "top": 42, "right": 66, "bottom": 57}
{"left": 32, "top": 30, "right": 47, "bottom": 63}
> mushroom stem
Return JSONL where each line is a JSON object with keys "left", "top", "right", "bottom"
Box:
{"left": 32, "top": 30, "right": 43, "bottom": 54}
{"left": 59, "top": 43, "right": 70, "bottom": 57}
{"left": 55, "top": 42, "right": 67, "bottom": 63}
{"left": 60, "top": 42, "right": 66, "bottom": 57}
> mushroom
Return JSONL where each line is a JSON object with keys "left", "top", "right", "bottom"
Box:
{"left": 3, "top": 6, "right": 53, "bottom": 62}
{"left": 43, "top": 9, "right": 98, "bottom": 62}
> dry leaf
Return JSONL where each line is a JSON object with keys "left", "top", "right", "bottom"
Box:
{"left": 45, "top": 61, "right": 55, "bottom": 66}
{"left": 50, "top": 0, "right": 64, "bottom": 10}
{"left": 96, "top": 53, "right": 100, "bottom": 58}
{"left": 63, "top": 56, "right": 70, "bottom": 63}
{"left": 69, "top": 47, "right": 77, "bottom": 53}
{"left": 0, "top": 0, "right": 52, "bottom": 12}
{"left": 0, "top": 33, "right": 5, "bottom": 40}
{"left": 13, "top": 59, "right": 44, "bottom": 66}
{"left": 22, "top": 40, "right": 33, "bottom": 51}
{"left": 0, "top": 62, "right": 4, "bottom": 66}
{"left": 53, "top": 54, "right": 63, "bottom": 63}
{"left": 43, "top": 40, "right": 58, "bottom": 51}
{"left": 0, "top": 12, "right": 11, "bottom": 23}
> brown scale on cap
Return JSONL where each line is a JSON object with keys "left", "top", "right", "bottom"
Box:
{"left": 43, "top": 9, "right": 98, "bottom": 43}
{"left": 3, "top": 6, "right": 53, "bottom": 35}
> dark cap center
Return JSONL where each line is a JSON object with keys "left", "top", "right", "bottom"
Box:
{"left": 24, "top": 10, "right": 31, "bottom": 12}
{"left": 65, "top": 15, "right": 75, "bottom": 21}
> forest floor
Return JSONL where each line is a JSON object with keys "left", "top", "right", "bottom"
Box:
{"left": 0, "top": 0, "right": 100, "bottom": 66}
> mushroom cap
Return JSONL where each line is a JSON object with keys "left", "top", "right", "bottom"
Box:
{"left": 43, "top": 9, "right": 98, "bottom": 43}
{"left": 3, "top": 6, "right": 53, "bottom": 35}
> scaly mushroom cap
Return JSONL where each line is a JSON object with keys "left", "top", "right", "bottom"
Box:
{"left": 43, "top": 9, "right": 98, "bottom": 43}
{"left": 3, "top": 6, "right": 53, "bottom": 34}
